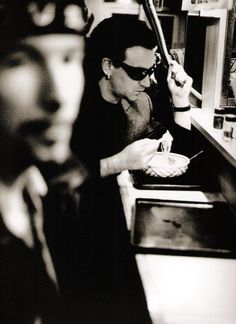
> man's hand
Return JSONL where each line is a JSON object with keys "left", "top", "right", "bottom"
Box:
{"left": 119, "top": 138, "right": 161, "bottom": 170}
{"left": 144, "top": 164, "right": 188, "bottom": 178}
{"left": 100, "top": 138, "right": 160, "bottom": 177}
{"left": 167, "top": 60, "right": 192, "bottom": 107}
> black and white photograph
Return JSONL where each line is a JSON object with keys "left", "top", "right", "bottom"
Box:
{"left": 0, "top": 0, "right": 235, "bottom": 323}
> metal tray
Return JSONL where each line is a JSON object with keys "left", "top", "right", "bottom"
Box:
{"left": 131, "top": 199, "right": 236, "bottom": 258}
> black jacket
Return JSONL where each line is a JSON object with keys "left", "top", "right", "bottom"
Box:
{"left": 42, "top": 158, "right": 152, "bottom": 324}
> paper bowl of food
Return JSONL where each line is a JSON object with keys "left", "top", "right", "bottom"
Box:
{"left": 145, "top": 152, "right": 190, "bottom": 178}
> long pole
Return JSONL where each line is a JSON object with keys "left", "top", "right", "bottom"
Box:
{"left": 142, "top": 0, "right": 203, "bottom": 101}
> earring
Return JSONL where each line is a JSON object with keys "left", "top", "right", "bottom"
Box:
{"left": 106, "top": 74, "right": 111, "bottom": 80}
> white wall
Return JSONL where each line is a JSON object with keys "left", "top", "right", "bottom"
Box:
{"left": 86, "top": 0, "right": 141, "bottom": 34}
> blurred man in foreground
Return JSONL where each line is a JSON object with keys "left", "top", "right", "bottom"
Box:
{"left": 0, "top": 0, "right": 93, "bottom": 322}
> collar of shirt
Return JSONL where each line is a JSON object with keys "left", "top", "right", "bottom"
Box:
{"left": 24, "top": 166, "right": 48, "bottom": 198}
{"left": 0, "top": 167, "right": 59, "bottom": 288}
{"left": 0, "top": 166, "right": 48, "bottom": 245}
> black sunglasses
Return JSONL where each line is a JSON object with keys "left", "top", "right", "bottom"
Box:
{"left": 120, "top": 53, "right": 161, "bottom": 81}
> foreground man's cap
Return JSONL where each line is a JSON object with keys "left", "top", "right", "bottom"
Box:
{"left": 0, "top": 0, "right": 94, "bottom": 40}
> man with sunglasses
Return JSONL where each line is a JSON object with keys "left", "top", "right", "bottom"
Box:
{"left": 69, "top": 16, "right": 193, "bottom": 324}
{"left": 72, "top": 15, "right": 193, "bottom": 178}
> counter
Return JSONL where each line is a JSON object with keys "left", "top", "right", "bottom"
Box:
{"left": 191, "top": 109, "right": 236, "bottom": 168}
{"left": 117, "top": 171, "right": 225, "bottom": 231}
{"left": 117, "top": 171, "right": 236, "bottom": 324}
{"left": 191, "top": 108, "right": 236, "bottom": 212}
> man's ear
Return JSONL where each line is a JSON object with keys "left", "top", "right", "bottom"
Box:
{"left": 102, "top": 57, "right": 113, "bottom": 79}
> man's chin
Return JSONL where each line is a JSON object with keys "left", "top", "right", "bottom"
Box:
{"left": 32, "top": 144, "right": 70, "bottom": 165}
{"left": 128, "top": 91, "right": 143, "bottom": 102}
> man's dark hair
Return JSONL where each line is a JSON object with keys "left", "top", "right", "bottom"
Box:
{"left": 85, "top": 15, "right": 157, "bottom": 81}
{"left": 0, "top": 0, "right": 94, "bottom": 41}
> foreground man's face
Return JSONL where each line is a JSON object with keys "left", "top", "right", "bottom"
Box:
{"left": 0, "top": 34, "right": 85, "bottom": 164}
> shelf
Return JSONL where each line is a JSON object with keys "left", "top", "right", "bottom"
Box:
{"left": 191, "top": 108, "right": 236, "bottom": 168}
